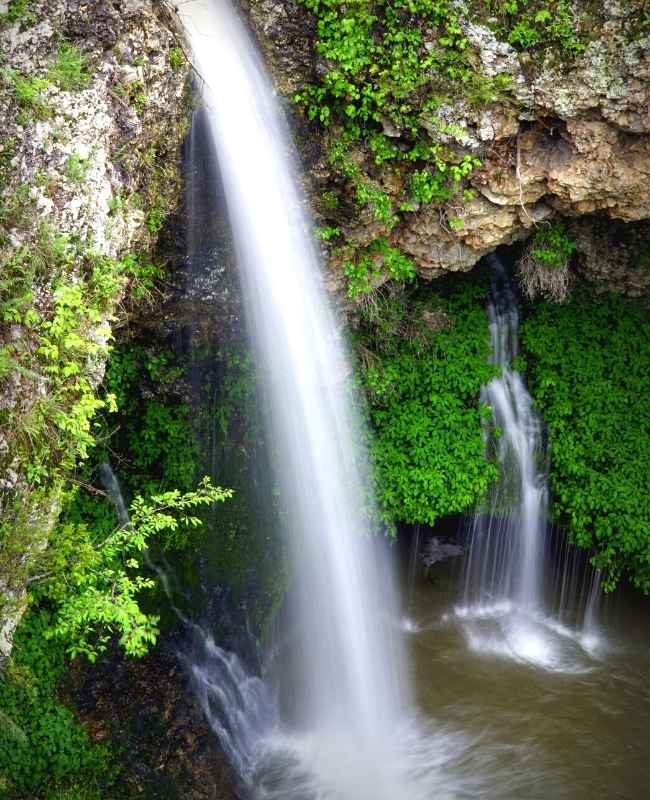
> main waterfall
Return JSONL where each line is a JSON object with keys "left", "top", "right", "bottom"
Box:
{"left": 179, "top": 1, "right": 411, "bottom": 796}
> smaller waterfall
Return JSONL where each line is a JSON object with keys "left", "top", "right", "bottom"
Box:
{"left": 98, "top": 462, "right": 130, "bottom": 528}
{"left": 457, "top": 257, "right": 602, "bottom": 670}
{"left": 462, "top": 257, "right": 548, "bottom": 610}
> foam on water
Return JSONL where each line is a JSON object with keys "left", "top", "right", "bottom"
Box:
{"left": 448, "top": 603, "right": 602, "bottom": 673}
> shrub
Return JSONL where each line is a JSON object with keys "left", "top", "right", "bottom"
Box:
{"left": 355, "top": 274, "right": 498, "bottom": 525}
{"left": 521, "top": 292, "right": 650, "bottom": 592}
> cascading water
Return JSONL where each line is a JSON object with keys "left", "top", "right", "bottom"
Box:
{"left": 179, "top": 0, "right": 411, "bottom": 795}
{"left": 170, "top": 2, "right": 621, "bottom": 794}
{"left": 456, "top": 256, "right": 602, "bottom": 669}
{"left": 462, "top": 256, "right": 548, "bottom": 611}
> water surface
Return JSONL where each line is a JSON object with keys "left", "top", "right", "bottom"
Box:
{"left": 404, "top": 564, "right": 650, "bottom": 799}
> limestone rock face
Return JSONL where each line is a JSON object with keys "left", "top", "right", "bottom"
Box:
{"left": 243, "top": 1, "right": 650, "bottom": 291}
{"left": 569, "top": 217, "right": 650, "bottom": 297}
{"left": 0, "top": 0, "right": 190, "bottom": 660}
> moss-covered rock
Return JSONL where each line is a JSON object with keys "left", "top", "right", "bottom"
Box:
{"left": 0, "top": 0, "right": 192, "bottom": 659}
{"left": 241, "top": 0, "right": 650, "bottom": 298}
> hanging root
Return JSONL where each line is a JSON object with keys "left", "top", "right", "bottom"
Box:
{"left": 517, "top": 246, "right": 572, "bottom": 303}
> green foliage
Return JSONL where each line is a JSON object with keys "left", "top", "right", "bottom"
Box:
{"left": 0, "top": 229, "right": 126, "bottom": 485}
{"left": 113, "top": 80, "right": 147, "bottom": 114}
{"left": 295, "top": 1, "right": 485, "bottom": 228}
{"left": 521, "top": 292, "right": 650, "bottom": 592}
{"left": 65, "top": 153, "right": 90, "bottom": 183}
{"left": 101, "top": 343, "right": 198, "bottom": 495}
{"left": 329, "top": 140, "right": 397, "bottom": 225}
{"left": 343, "top": 238, "right": 417, "bottom": 298}
{"left": 0, "top": 611, "right": 115, "bottom": 798}
{"left": 146, "top": 203, "right": 166, "bottom": 235}
{"left": 409, "top": 154, "right": 480, "bottom": 205}
{"left": 529, "top": 220, "right": 577, "bottom": 270}
{"left": 169, "top": 46, "right": 185, "bottom": 71}
{"left": 3, "top": 68, "right": 50, "bottom": 118}
{"left": 42, "top": 478, "right": 231, "bottom": 661}
{"left": 48, "top": 44, "right": 92, "bottom": 92}
{"left": 118, "top": 252, "right": 166, "bottom": 302}
{"left": 355, "top": 275, "right": 498, "bottom": 525}
{"left": 0, "top": 225, "right": 171, "bottom": 617}
{"left": 315, "top": 224, "right": 341, "bottom": 241}
{"left": 2, "top": 0, "right": 36, "bottom": 26}
{"left": 295, "top": 0, "right": 475, "bottom": 133}
{"left": 481, "top": 0, "right": 586, "bottom": 54}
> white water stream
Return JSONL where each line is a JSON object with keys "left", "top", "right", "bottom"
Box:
{"left": 179, "top": 1, "right": 415, "bottom": 796}
{"left": 456, "top": 258, "right": 602, "bottom": 671}
{"left": 173, "top": 1, "right": 620, "bottom": 796}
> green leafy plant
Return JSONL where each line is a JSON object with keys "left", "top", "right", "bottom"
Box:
{"left": 43, "top": 477, "right": 232, "bottom": 661}
{"left": 315, "top": 225, "right": 341, "bottom": 241}
{"left": 410, "top": 154, "right": 480, "bottom": 205}
{"left": 48, "top": 43, "right": 91, "bottom": 91}
{"left": 65, "top": 152, "right": 90, "bottom": 183}
{"left": 530, "top": 220, "right": 577, "bottom": 270}
{"left": 294, "top": 0, "right": 485, "bottom": 238}
{"left": 355, "top": 273, "right": 498, "bottom": 525}
{"left": 146, "top": 203, "right": 166, "bottom": 235}
{"left": 169, "top": 46, "right": 185, "bottom": 71}
{"left": 481, "top": 0, "right": 586, "bottom": 54}
{"left": 3, "top": 68, "right": 50, "bottom": 118}
{"left": 0, "top": 611, "right": 116, "bottom": 798}
{"left": 343, "top": 238, "right": 417, "bottom": 298}
{"left": 295, "top": 0, "right": 476, "bottom": 134}
{"left": 2, "top": 0, "right": 36, "bottom": 26}
{"left": 521, "top": 292, "right": 650, "bottom": 592}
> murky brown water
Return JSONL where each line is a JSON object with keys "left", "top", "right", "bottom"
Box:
{"left": 404, "top": 567, "right": 650, "bottom": 799}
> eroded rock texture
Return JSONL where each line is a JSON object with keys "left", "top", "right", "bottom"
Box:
{"left": 65, "top": 635, "right": 239, "bottom": 800}
{"left": 242, "top": 0, "right": 650, "bottom": 289}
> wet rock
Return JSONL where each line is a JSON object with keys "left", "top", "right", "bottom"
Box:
{"left": 242, "top": 1, "right": 650, "bottom": 296}
{"left": 0, "top": 0, "right": 191, "bottom": 657}
{"left": 64, "top": 635, "right": 240, "bottom": 799}
{"left": 421, "top": 537, "right": 463, "bottom": 568}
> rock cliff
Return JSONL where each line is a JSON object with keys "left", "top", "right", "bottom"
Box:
{"left": 242, "top": 0, "right": 650, "bottom": 294}
{"left": 0, "top": 0, "right": 191, "bottom": 659}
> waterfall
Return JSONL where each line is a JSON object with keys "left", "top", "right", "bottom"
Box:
{"left": 462, "top": 257, "right": 548, "bottom": 610}
{"left": 457, "top": 257, "right": 602, "bottom": 669}
{"left": 179, "top": 0, "right": 411, "bottom": 794}
{"left": 98, "top": 462, "right": 130, "bottom": 529}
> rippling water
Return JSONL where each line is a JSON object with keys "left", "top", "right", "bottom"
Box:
{"left": 403, "top": 566, "right": 650, "bottom": 799}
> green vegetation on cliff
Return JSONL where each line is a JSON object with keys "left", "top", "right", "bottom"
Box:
{"left": 522, "top": 292, "right": 650, "bottom": 592}
{"left": 0, "top": 611, "right": 116, "bottom": 799}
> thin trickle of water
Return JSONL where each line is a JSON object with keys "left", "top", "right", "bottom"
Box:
{"left": 98, "top": 462, "right": 130, "bottom": 528}
{"left": 462, "top": 257, "right": 548, "bottom": 610}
